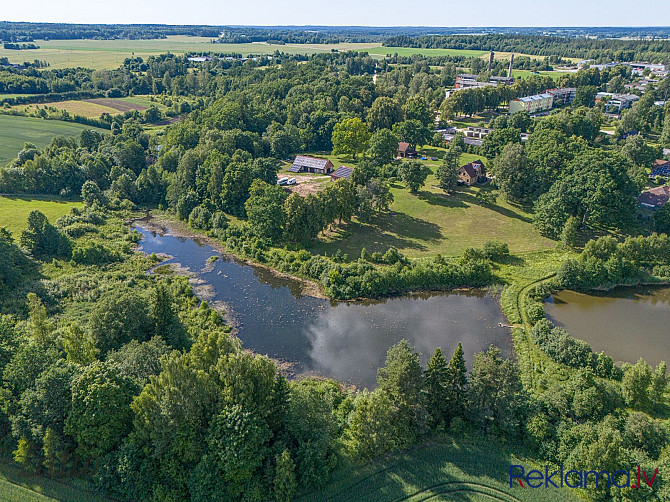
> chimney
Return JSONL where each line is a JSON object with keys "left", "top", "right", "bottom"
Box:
{"left": 508, "top": 53, "right": 514, "bottom": 79}
{"left": 488, "top": 51, "right": 494, "bottom": 73}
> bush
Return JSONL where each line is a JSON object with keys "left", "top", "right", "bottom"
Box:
{"left": 531, "top": 319, "right": 594, "bottom": 369}
{"left": 526, "top": 302, "right": 546, "bottom": 324}
{"left": 71, "top": 242, "right": 121, "bottom": 265}
{"left": 483, "top": 240, "right": 510, "bottom": 261}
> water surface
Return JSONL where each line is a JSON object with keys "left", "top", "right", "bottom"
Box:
{"left": 137, "top": 225, "right": 511, "bottom": 388}
{"left": 545, "top": 287, "right": 670, "bottom": 366}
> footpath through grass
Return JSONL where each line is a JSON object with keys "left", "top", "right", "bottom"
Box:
{"left": 301, "top": 437, "right": 580, "bottom": 502}
{"left": 0, "top": 195, "right": 81, "bottom": 236}
{"left": 0, "top": 115, "right": 107, "bottom": 165}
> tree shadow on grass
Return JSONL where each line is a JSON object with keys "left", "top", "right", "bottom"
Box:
{"left": 457, "top": 191, "right": 534, "bottom": 224}
{"left": 415, "top": 190, "right": 469, "bottom": 209}
{"left": 373, "top": 212, "right": 443, "bottom": 242}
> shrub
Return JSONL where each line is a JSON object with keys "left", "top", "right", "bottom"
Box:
{"left": 189, "top": 205, "right": 212, "bottom": 230}
{"left": 72, "top": 242, "right": 121, "bottom": 265}
{"left": 483, "top": 240, "right": 510, "bottom": 261}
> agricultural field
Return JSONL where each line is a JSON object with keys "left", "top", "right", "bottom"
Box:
{"left": 0, "top": 37, "right": 381, "bottom": 70}
{"left": 512, "top": 69, "right": 577, "bottom": 79}
{"left": 8, "top": 96, "right": 165, "bottom": 118}
{"left": 0, "top": 460, "right": 109, "bottom": 502}
{"left": 0, "top": 115, "right": 107, "bottom": 165}
{"left": 0, "top": 195, "right": 81, "bottom": 236}
{"left": 301, "top": 439, "right": 580, "bottom": 502}
{"left": 309, "top": 148, "right": 554, "bottom": 258}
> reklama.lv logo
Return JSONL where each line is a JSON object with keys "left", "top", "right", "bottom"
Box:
{"left": 510, "top": 465, "right": 659, "bottom": 489}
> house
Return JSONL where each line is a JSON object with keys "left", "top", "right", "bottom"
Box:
{"left": 398, "top": 142, "right": 416, "bottom": 158}
{"left": 637, "top": 186, "right": 670, "bottom": 210}
{"left": 330, "top": 166, "right": 353, "bottom": 181}
{"left": 651, "top": 159, "right": 670, "bottom": 178}
{"left": 458, "top": 160, "right": 487, "bottom": 186}
{"left": 289, "top": 155, "right": 334, "bottom": 174}
{"left": 509, "top": 92, "right": 554, "bottom": 114}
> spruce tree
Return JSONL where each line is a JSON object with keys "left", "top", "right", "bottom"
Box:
{"left": 424, "top": 347, "right": 449, "bottom": 428}
{"left": 445, "top": 342, "right": 468, "bottom": 422}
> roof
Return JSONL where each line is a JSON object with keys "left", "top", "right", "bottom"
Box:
{"left": 651, "top": 161, "right": 670, "bottom": 177}
{"left": 653, "top": 159, "right": 670, "bottom": 168}
{"left": 637, "top": 186, "right": 670, "bottom": 208}
{"left": 292, "top": 155, "right": 332, "bottom": 170}
{"left": 459, "top": 161, "right": 484, "bottom": 179}
{"left": 330, "top": 166, "right": 353, "bottom": 180}
{"left": 516, "top": 93, "right": 554, "bottom": 103}
{"left": 398, "top": 142, "right": 414, "bottom": 153}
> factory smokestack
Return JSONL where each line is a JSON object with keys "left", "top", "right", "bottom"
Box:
{"left": 488, "top": 51, "right": 494, "bottom": 72}
{"left": 508, "top": 53, "right": 514, "bottom": 79}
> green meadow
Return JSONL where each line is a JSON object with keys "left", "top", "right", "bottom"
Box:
{"left": 0, "top": 115, "right": 107, "bottom": 165}
{"left": 0, "top": 196, "right": 82, "bottom": 236}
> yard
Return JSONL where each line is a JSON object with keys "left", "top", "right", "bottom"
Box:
{"left": 308, "top": 148, "right": 554, "bottom": 258}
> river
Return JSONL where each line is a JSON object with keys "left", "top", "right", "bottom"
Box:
{"left": 545, "top": 287, "right": 670, "bottom": 366}
{"left": 136, "top": 224, "right": 512, "bottom": 388}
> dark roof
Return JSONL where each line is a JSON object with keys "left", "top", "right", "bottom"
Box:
{"left": 331, "top": 166, "right": 353, "bottom": 180}
{"left": 398, "top": 141, "right": 414, "bottom": 153}
{"left": 459, "top": 161, "right": 486, "bottom": 179}
{"left": 292, "top": 155, "right": 332, "bottom": 170}
{"left": 637, "top": 186, "right": 670, "bottom": 207}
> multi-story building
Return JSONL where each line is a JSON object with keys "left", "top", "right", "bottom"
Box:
{"left": 546, "top": 87, "right": 576, "bottom": 106}
{"left": 509, "top": 93, "right": 554, "bottom": 114}
{"left": 605, "top": 94, "right": 640, "bottom": 115}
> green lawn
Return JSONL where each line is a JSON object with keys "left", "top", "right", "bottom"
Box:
{"left": 301, "top": 438, "right": 580, "bottom": 502}
{"left": 0, "top": 195, "right": 81, "bottom": 236}
{"left": 310, "top": 149, "right": 554, "bottom": 258}
{"left": 512, "top": 69, "right": 576, "bottom": 80}
{"left": 0, "top": 115, "right": 107, "bottom": 165}
{"left": 0, "top": 460, "right": 110, "bottom": 502}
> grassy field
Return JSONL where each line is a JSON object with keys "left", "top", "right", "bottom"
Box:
{"left": 0, "top": 115, "right": 107, "bottom": 165}
{"left": 0, "top": 460, "right": 109, "bottom": 502}
{"left": 309, "top": 148, "right": 554, "bottom": 258}
{"left": 9, "top": 96, "right": 164, "bottom": 119}
{"left": 0, "top": 37, "right": 381, "bottom": 70}
{"left": 512, "top": 69, "right": 576, "bottom": 79}
{"left": 362, "top": 46, "right": 488, "bottom": 58}
{"left": 301, "top": 438, "right": 580, "bottom": 502}
{"left": 0, "top": 195, "right": 81, "bottom": 236}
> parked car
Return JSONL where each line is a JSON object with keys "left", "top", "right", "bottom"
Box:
{"left": 420, "top": 156, "right": 428, "bottom": 160}
{"left": 287, "top": 178, "right": 297, "bottom": 186}
{"left": 277, "top": 177, "right": 289, "bottom": 185}
{"left": 430, "top": 157, "right": 438, "bottom": 161}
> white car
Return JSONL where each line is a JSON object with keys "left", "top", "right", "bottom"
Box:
{"left": 287, "top": 178, "right": 297, "bottom": 186}
{"left": 277, "top": 177, "right": 289, "bottom": 185}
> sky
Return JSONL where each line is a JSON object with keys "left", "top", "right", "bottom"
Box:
{"left": 2, "top": 0, "right": 669, "bottom": 27}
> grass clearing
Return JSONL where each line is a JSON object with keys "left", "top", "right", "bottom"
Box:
{"left": 512, "top": 69, "right": 576, "bottom": 80}
{"left": 10, "top": 101, "right": 119, "bottom": 118}
{"left": 300, "top": 438, "right": 580, "bottom": 502}
{"left": 362, "top": 46, "right": 488, "bottom": 58}
{"left": 0, "top": 195, "right": 81, "bottom": 236}
{"left": 309, "top": 149, "right": 554, "bottom": 259}
{"left": 0, "top": 115, "right": 107, "bottom": 165}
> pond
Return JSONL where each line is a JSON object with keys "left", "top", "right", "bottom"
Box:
{"left": 545, "top": 287, "right": 670, "bottom": 367}
{"left": 136, "top": 224, "right": 512, "bottom": 388}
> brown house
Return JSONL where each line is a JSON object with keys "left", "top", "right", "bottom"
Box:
{"left": 458, "top": 160, "right": 487, "bottom": 186}
{"left": 638, "top": 186, "right": 670, "bottom": 210}
{"left": 289, "top": 155, "right": 334, "bottom": 174}
{"left": 397, "top": 142, "right": 416, "bottom": 158}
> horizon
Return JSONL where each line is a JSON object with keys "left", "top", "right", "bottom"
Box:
{"left": 2, "top": 0, "right": 669, "bottom": 28}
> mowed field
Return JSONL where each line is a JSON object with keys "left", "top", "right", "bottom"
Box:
{"left": 0, "top": 115, "right": 108, "bottom": 165}
{"left": 8, "top": 96, "right": 164, "bottom": 118}
{"left": 0, "top": 460, "right": 109, "bottom": 502}
{"left": 308, "top": 148, "right": 554, "bottom": 258}
{"left": 0, "top": 37, "right": 382, "bottom": 69}
{"left": 0, "top": 195, "right": 81, "bottom": 236}
{"left": 300, "top": 439, "right": 580, "bottom": 502}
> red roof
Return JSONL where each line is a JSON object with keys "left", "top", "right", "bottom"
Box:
{"left": 653, "top": 159, "right": 670, "bottom": 168}
{"left": 398, "top": 141, "right": 414, "bottom": 153}
{"left": 638, "top": 186, "right": 670, "bottom": 208}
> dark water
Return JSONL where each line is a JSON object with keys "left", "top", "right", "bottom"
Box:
{"left": 545, "top": 288, "right": 670, "bottom": 366}
{"left": 136, "top": 225, "right": 511, "bottom": 388}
